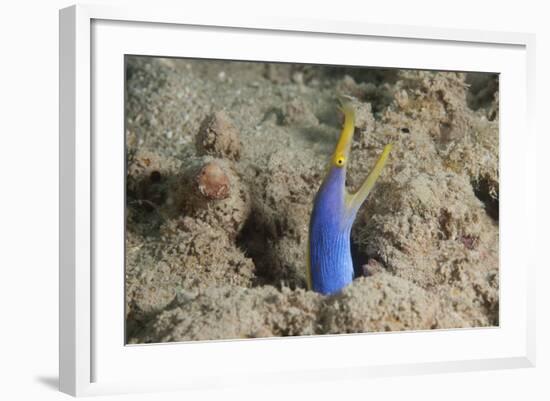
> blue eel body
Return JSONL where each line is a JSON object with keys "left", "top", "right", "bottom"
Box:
{"left": 309, "top": 167, "right": 357, "bottom": 294}
{"left": 307, "top": 103, "right": 392, "bottom": 295}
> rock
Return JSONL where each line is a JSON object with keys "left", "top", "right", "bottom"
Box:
{"left": 196, "top": 111, "right": 241, "bottom": 161}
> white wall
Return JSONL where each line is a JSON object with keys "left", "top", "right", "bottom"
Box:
{"left": 0, "top": 0, "right": 547, "bottom": 400}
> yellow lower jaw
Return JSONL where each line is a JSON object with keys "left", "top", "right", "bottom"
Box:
{"left": 347, "top": 143, "right": 393, "bottom": 211}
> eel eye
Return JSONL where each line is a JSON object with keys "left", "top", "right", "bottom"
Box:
{"left": 335, "top": 156, "right": 345, "bottom": 167}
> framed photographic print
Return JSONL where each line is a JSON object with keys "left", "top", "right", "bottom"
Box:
{"left": 59, "top": 4, "right": 536, "bottom": 397}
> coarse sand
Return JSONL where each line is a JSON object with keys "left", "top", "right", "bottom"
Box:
{"left": 124, "top": 57, "right": 499, "bottom": 343}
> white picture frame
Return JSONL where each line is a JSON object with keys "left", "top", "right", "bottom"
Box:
{"left": 59, "top": 4, "right": 536, "bottom": 397}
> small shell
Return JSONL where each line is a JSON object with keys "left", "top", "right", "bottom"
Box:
{"left": 195, "top": 161, "right": 230, "bottom": 200}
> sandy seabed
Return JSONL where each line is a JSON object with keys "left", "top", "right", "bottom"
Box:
{"left": 124, "top": 56, "right": 499, "bottom": 343}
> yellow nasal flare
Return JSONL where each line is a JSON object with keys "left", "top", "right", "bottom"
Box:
{"left": 331, "top": 103, "right": 355, "bottom": 167}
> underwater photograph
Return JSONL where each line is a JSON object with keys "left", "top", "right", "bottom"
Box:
{"left": 124, "top": 55, "right": 499, "bottom": 344}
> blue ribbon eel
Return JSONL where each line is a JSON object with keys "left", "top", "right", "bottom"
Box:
{"left": 307, "top": 103, "right": 392, "bottom": 295}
